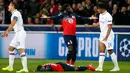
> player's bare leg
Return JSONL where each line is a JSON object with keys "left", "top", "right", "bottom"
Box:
{"left": 2, "top": 46, "right": 15, "bottom": 71}
{"left": 16, "top": 48, "right": 28, "bottom": 73}
{"left": 108, "top": 49, "right": 120, "bottom": 71}
{"left": 96, "top": 42, "right": 106, "bottom": 71}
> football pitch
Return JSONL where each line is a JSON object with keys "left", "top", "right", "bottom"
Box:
{"left": 0, "top": 59, "right": 129, "bottom": 73}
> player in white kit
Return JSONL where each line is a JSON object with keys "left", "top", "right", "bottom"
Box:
{"left": 1, "top": 1, "right": 28, "bottom": 73}
{"left": 85, "top": 1, "right": 120, "bottom": 72}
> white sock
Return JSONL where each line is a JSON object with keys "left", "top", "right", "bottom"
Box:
{"left": 21, "top": 53, "right": 28, "bottom": 70}
{"left": 9, "top": 51, "right": 15, "bottom": 68}
{"left": 98, "top": 53, "right": 105, "bottom": 68}
{"left": 110, "top": 53, "right": 119, "bottom": 68}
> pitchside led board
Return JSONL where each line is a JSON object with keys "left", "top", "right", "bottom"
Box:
{"left": 1, "top": 32, "right": 130, "bottom": 61}
{"left": 117, "top": 34, "right": 130, "bottom": 61}
{"left": 45, "top": 33, "right": 117, "bottom": 60}
{"left": 0, "top": 32, "right": 46, "bottom": 59}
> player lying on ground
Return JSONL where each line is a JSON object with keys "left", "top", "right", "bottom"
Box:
{"left": 34, "top": 62, "right": 95, "bottom": 72}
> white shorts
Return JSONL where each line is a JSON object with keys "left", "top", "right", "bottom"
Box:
{"left": 99, "top": 35, "right": 114, "bottom": 50}
{"left": 10, "top": 30, "right": 26, "bottom": 49}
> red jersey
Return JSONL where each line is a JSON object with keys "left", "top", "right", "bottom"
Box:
{"left": 51, "top": 12, "right": 89, "bottom": 35}
{"left": 61, "top": 16, "right": 76, "bottom": 35}
{"left": 43, "top": 63, "right": 64, "bottom": 72}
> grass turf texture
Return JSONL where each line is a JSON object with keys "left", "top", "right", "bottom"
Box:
{"left": 0, "top": 59, "right": 129, "bottom": 73}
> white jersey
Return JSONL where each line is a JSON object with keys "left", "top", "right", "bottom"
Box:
{"left": 99, "top": 11, "right": 114, "bottom": 37}
{"left": 11, "top": 10, "right": 24, "bottom": 32}
{"left": 10, "top": 10, "right": 26, "bottom": 49}
{"left": 99, "top": 11, "right": 114, "bottom": 50}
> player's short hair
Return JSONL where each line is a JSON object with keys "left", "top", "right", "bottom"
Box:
{"left": 37, "top": 65, "right": 42, "bottom": 71}
{"left": 10, "top": 1, "right": 17, "bottom": 9}
{"left": 97, "top": 1, "right": 108, "bottom": 10}
{"left": 62, "top": 4, "right": 71, "bottom": 11}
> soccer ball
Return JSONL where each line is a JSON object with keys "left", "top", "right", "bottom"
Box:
{"left": 119, "top": 38, "right": 130, "bottom": 57}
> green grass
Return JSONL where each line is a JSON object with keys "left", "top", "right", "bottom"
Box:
{"left": 0, "top": 58, "right": 129, "bottom": 73}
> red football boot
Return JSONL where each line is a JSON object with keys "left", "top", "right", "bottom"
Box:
{"left": 87, "top": 64, "right": 96, "bottom": 71}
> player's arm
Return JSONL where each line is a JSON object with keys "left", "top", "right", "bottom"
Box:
{"left": 103, "top": 24, "right": 112, "bottom": 41}
{"left": 103, "top": 16, "right": 113, "bottom": 41}
{"left": 74, "top": 13, "right": 98, "bottom": 20}
{"left": 7, "top": 20, "right": 16, "bottom": 32}
{"left": 85, "top": 23, "right": 99, "bottom": 28}
{"left": 41, "top": 13, "right": 63, "bottom": 19}
{"left": 1, "top": 16, "right": 17, "bottom": 37}
{"left": 42, "top": 13, "right": 63, "bottom": 32}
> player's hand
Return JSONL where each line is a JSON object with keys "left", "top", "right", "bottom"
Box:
{"left": 103, "top": 37, "right": 107, "bottom": 41}
{"left": 1, "top": 30, "right": 8, "bottom": 37}
{"left": 89, "top": 16, "right": 98, "bottom": 20}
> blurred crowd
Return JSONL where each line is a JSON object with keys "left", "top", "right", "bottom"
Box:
{"left": 0, "top": 0, "right": 4, "bottom": 24}
{"left": 1, "top": 0, "right": 130, "bottom": 25}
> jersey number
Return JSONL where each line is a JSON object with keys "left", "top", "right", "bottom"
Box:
{"left": 108, "top": 43, "right": 112, "bottom": 48}
{"left": 67, "top": 18, "right": 74, "bottom": 24}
